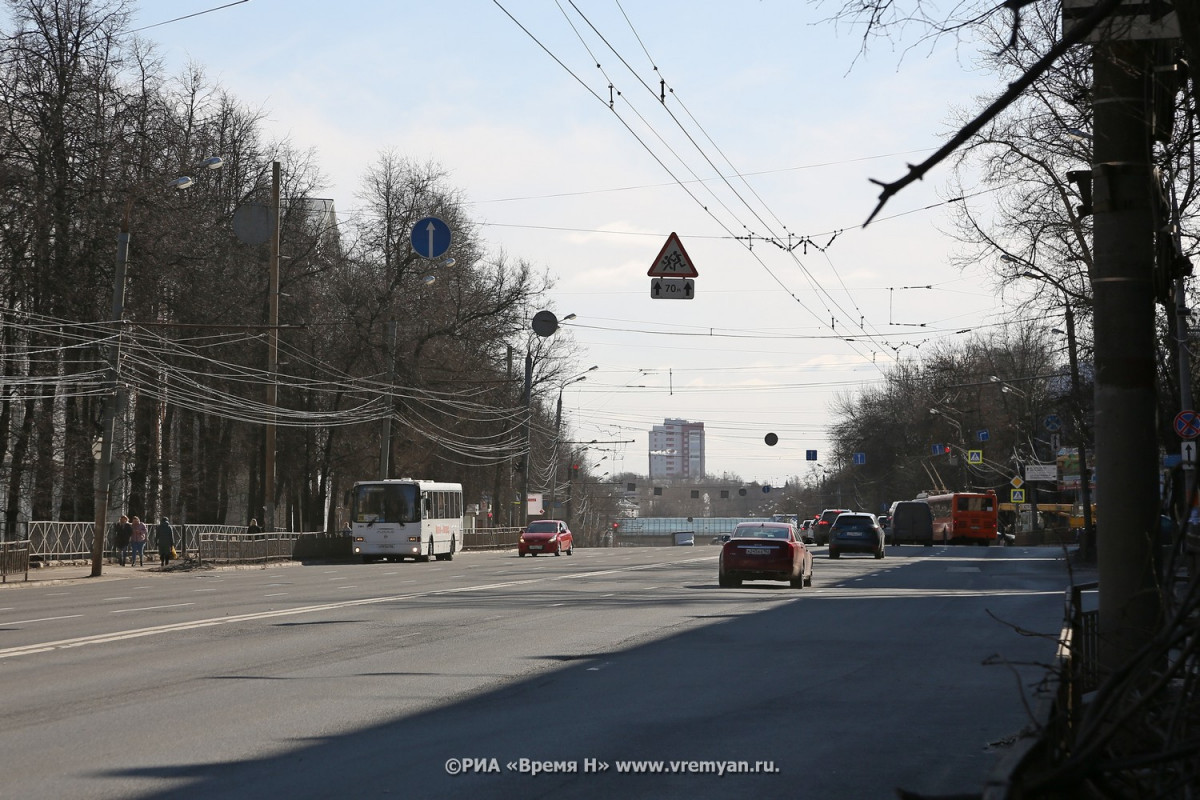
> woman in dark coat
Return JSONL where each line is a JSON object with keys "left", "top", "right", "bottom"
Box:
{"left": 113, "top": 515, "right": 133, "bottom": 566}
{"left": 157, "top": 517, "right": 175, "bottom": 567}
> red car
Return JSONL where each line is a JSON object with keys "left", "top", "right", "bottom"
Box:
{"left": 519, "top": 520, "right": 574, "bottom": 557}
{"left": 718, "top": 521, "right": 813, "bottom": 589}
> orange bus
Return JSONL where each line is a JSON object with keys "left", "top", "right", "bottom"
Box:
{"left": 924, "top": 490, "right": 999, "bottom": 545}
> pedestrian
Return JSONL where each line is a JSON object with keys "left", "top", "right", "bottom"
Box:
{"left": 247, "top": 518, "right": 262, "bottom": 535}
{"left": 341, "top": 521, "right": 352, "bottom": 537}
{"left": 130, "top": 516, "right": 148, "bottom": 566}
{"left": 157, "top": 517, "right": 175, "bottom": 567}
{"left": 113, "top": 515, "right": 133, "bottom": 566}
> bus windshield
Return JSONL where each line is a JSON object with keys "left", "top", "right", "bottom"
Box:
{"left": 353, "top": 483, "right": 420, "bottom": 524}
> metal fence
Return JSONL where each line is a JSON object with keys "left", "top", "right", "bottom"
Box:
{"left": 614, "top": 517, "right": 767, "bottom": 537}
{"left": 984, "top": 580, "right": 1099, "bottom": 798}
{"left": 462, "top": 527, "right": 523, "bottom": 550}
{"left": 23, "top": 521, "right": 528, "bottom": 564}
{"left": 25, "top": 521, "right": 265, "bottom": 563}
{"left": 199, "top": 531, "right": 305, "bottom": 563}
{"left": 1, "top": 540, "right": 30, "bottom": 583}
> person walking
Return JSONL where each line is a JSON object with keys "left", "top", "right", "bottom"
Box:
{"left": 157, "top": 517, "right": 175, "bottom": 567}
{"left": 113, "top": 515, "right": 133, "bottom": 566}
{"left": 130, "top": 516, "right": 148, "bottom": 566}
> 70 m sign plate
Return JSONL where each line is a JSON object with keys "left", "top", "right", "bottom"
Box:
{"left": 650, "top": 278, "right": 694, "bottom": 300}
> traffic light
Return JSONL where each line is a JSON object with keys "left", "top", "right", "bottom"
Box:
{"left": 570, "top": 463, "right": 580, "bottom": 478}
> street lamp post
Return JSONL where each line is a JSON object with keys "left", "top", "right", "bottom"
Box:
{"left": 1004, "top": 255, "right": 1095, "bottom": 560}
{"left": 91, "top": 157, "right": 224, "bottom": 577}
{"left": 548, "top": 367, "right": 597, "bottom": 517}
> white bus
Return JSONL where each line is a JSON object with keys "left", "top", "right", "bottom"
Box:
{"left": 349, "top": 479, "right": 463, "bottom": 563}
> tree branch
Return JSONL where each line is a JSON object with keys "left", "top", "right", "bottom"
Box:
{"left": 864, "top": 0, "right": 1123, "bottom": 226}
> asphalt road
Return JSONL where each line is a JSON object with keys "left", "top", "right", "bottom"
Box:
{"left": 0, "top": 545, "right": 1079, "bottom": 799}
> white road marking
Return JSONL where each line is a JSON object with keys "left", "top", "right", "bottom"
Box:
{"left": 112, "top": 603, "right": 195, "bottom": 614}
{"left": 4, "top": 614, "right": 84, "bottom": 625}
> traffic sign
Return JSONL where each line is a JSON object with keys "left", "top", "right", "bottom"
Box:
{"left": 1184, "top": 441, "right": 1197, "bottom": 468}
{"left": 647, "top": 232, "right": 698, "bottom": 277}
{"left": 967, "top": 450, "right": 983, "bottom": 464}
{"left": 650, "top": 278, "right": 694, "bottom": 299}
{"left": 853, "top": 452, "right": 866, "bottom": 465}
{"left": 1175, "top": 410, "right": 1200, "bottom": 440}
{"left": 977, "top": 429, "right": 989, "bottom": 442}
{"left": 1011, "top": 476, "right": 1024, "bottom": 489}
{"left": 805, "top": 450, "right": 818, "bottom": 461}
{"left": 1043, "top": 414, "right": 1063, "bottom": 432}
{"left": 531, "top": 310, "right": 560, "bottom": 337}
{"left": 411, "top": 216, "right": 452, "bottom": 260}
{"left": 1011, "top": 488, "right": 1026, "bottom": 503}
{"left": 1025, "top": 463, "right": 1058, "bottom": 482}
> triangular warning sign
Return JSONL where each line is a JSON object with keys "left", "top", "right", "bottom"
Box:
{"left": 647, "top": 232, "right": 698, "bottom": 277}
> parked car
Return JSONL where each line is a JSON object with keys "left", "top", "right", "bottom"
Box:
{"left": 519, "top": 520, "right": 573, "bottom": 557}
{"left": 877, "top": 514, "right": 891, "bottom": 544}
{"left": 828, "top": 512, "right": 885, "bottom": 559}
{"left": 673, "top": 531, "right": 696, "bottom": 546}
{"left": 888, "top": 500, "right": 934, "bottom": 546}
{"left": 718, "top": 521, "right": 813, "bottom": 589}
{"left": 813, "top": 508, "right": 852, "bottom": 546}
{"left": 710, "top": 533, "right": 732, "bottom": 545}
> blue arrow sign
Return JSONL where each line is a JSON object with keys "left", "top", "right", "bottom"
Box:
{"left": 411, "top": 216, "right": 452, "bottom": 260}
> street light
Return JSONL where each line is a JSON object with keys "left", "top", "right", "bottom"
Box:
{"left": 548, "top": 366, "right": 598, "bottom": 518}
{"left": 1005, "top": 254, "right": 1095, "bottom": 559}
{"left": 91, "top": 156, "right": 225, "bottom": 577}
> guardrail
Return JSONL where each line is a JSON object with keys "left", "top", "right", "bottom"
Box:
{"left": 1, "top": 540, "right": 30, "bottom": 583}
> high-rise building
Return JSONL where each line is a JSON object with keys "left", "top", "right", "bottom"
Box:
{"left": 648, "top": 418, "right": 705, "bottom": 480}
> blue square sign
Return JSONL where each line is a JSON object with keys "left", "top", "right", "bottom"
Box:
{"left": 805, "top": 449, "right": 817, "bottom": 461}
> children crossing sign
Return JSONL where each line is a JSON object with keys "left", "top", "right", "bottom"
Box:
{"left": 647, "top": 232, "right": 698, "bottom": 277}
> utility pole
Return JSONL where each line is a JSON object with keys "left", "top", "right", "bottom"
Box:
{"left": 1092, "top": 39, "right": 1162, "bottom": 671}
{"left": 521, "top": 350, "right": 532, "bottom": 527}
{"left": 264, "top": 161, "right": 280, "bottom": 532}
{"left": 1062, "top": 300, "right": 1096, "bottom": 561}
{"left": 379, "top": 320, "right": 397, "bottom": 479}
{"left": 91, "top": 223, "right": 130, "bottom": 577}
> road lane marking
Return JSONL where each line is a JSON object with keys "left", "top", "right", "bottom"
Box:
{"left": 264, "top": 593, "right": 288, "bottom": 597}
{"left": 3, "top": 614, "right": 84, "bottom": 625}
{"left": 0, "top": 558, "right": 1027, "bottom": 661}
{"left": 112, "top": 603, "right": 195, "bottom": 614}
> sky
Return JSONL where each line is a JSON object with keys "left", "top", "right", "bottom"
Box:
{"left": 122, "top": 0, "right": 1017, "bottom": 486}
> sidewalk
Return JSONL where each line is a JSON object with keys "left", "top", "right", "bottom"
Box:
{"left": 2, "top": 558, "right": 201, "bottom": 588}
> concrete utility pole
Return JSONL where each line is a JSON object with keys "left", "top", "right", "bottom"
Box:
{"left": 521, "top": 351, "right": 533, "bottom": 527}
{"left": 264, "top": 161, "right": 280, "bottom": 532}
{"left": 379, "top": 320, "right": 397, "bottom": 479}
{"left": 1091, "top": 39, "right": 1162, "bottom": 672}
{"left": 91, "top": 226, "right": 130, "bottom": 577}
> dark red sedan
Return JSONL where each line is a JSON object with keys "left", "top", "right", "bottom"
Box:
{"left": 718, "top": 521, "right": 813, "bottom": 589}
